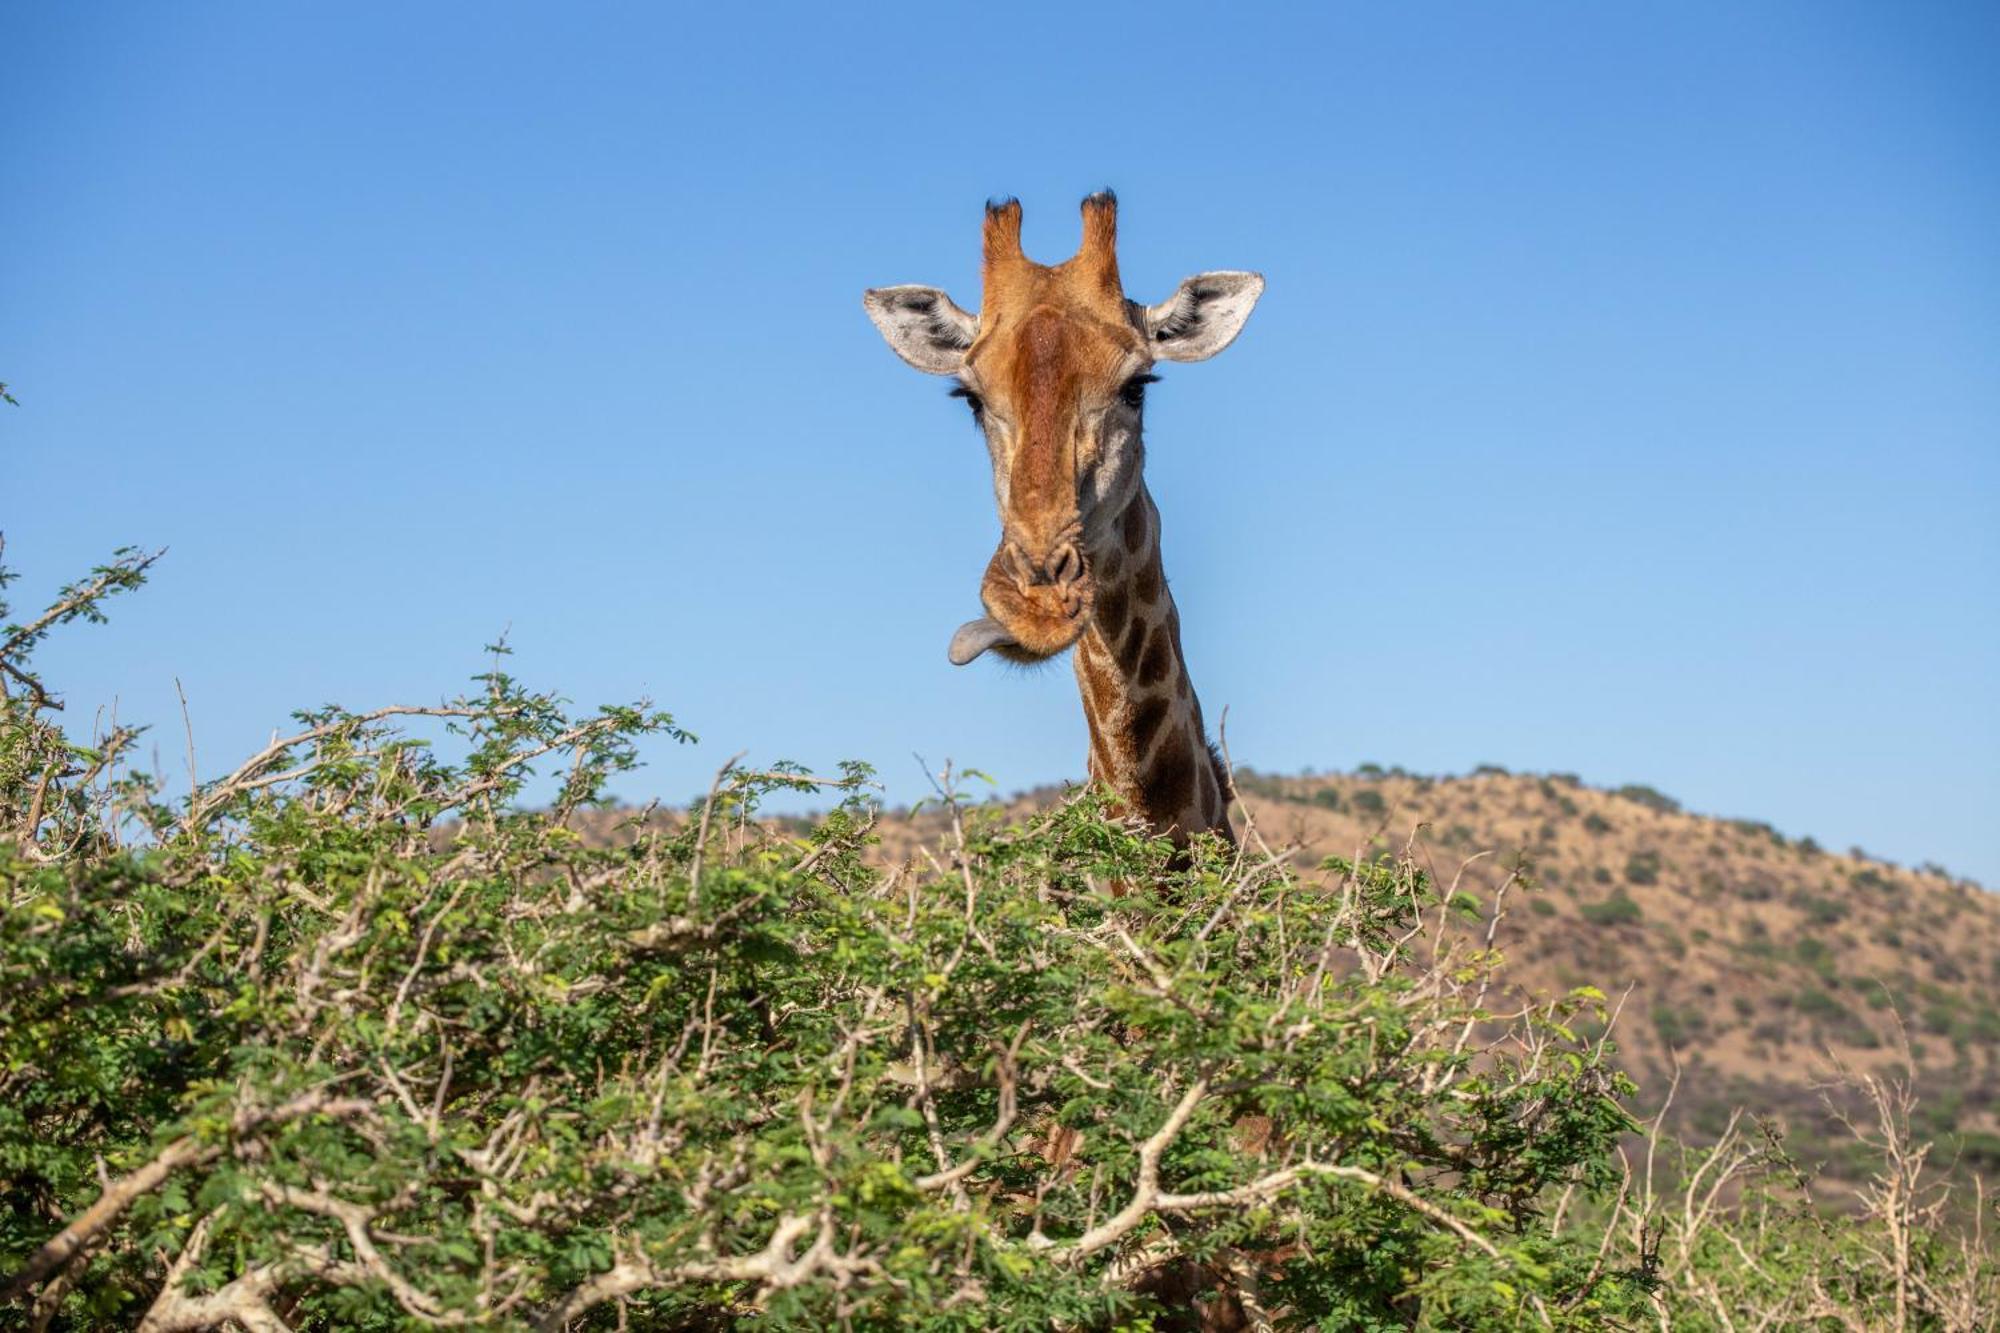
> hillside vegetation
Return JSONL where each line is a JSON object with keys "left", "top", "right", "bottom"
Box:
{"left": 3, "top": 547, "right": 1997, "bottom": 1330}
{"left": 1242, "top": 769, "right": 2000, "bottom": 1178}
{"left": 873, "top": 768, "right": 2000, "bottom": 1195}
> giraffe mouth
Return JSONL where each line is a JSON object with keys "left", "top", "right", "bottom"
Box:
{"left": 947, "top": 541, "right": 1094, "bottom": 665}
{"left": 946, "top": 609, "right": 1086, "bottom": 665}
{"left": 948, "top": 617, "right": 1017, "bottom": 665}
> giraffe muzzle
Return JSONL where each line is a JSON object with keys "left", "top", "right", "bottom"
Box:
{"left": 947, "top": 536, "right": 1093, "bottom": 666}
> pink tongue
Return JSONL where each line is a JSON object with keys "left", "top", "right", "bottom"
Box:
{"left": 947, "top": 617, "right": 1016, "bottom": 666}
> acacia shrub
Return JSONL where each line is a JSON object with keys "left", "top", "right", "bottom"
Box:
{"left": 3, "top": 548, "right": 1995, "bottom": 1331}
{"left": 0, "top": 549, "right": 1647, "bottom": 1329}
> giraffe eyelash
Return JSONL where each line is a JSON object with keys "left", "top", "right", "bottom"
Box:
{"left": 947, "top": 384, "right": 985, "bottom": 419}
{"left": 1119, "top": 373, "right": 1160, "bottom": 411}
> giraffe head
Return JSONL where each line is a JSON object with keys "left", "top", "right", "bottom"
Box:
{"left": 865, "top": 193, "right": 1262, "bottom": 665}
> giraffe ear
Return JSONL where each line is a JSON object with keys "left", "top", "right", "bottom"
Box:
{"left": 863, "top": 285, "right": 978, "bottom": 375}
{"left": 1143, "top": 272, "right": 1265, "bottom": 363}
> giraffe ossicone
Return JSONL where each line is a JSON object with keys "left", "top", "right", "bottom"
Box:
{"left": 864, "top": 192, "right": 1263, "bottom": 846}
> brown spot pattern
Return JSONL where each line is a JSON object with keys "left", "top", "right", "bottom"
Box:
{"left": 1133, "top": 553, "right": 1162, "bottom": 606}
{"left": 1148, "top": 745, "right": 1195, "bottom": 824}
{"left": 1129, "top": 695, "right": 1171, "bottom": 759}
{"left": 1122, "top": 496, "right": 1148, "bottom": 552}
{"left": 1118, "top": 618, "right": 1149, "bottom": 673}
{"left": 1094, "top": 583, "right": 1129, "bottom": 642}
{"left": 1139, "top": 630, "right": 1173, "bottom": 687}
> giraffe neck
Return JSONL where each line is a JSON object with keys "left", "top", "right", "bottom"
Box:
{"left": 1072, "top": 485, "right": 1233, "bottom": 845}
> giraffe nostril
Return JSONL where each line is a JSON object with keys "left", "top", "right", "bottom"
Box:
{"left": 1004, "top": 539, "right": 1086, "bottom": 593}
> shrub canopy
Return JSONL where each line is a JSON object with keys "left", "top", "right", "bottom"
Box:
{"left": 2, "top": 548, "right": 1994, "bottom": 1331}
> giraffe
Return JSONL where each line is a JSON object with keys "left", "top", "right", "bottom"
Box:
{"left": 863, "top": 192, "right": 1262, "bottom": 847}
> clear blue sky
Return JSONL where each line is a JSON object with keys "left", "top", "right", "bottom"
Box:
{"left": 5, "top": 3, "right": 1996, "bottom": 884}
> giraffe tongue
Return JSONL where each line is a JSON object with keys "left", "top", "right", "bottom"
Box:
{"left": 947, "top": 617, "right": 1017, "bottom": 666}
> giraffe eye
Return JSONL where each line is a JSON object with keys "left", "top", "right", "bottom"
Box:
{"left": 948, "top": 384, "right": 985, "bottom": 422}
{"left": 1118, "top": 373, "right": 1159, "bottom": 412}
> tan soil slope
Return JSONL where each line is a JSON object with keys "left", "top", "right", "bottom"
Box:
{"left": 873, "top": 770, "right": 2000, "bottom": 1176}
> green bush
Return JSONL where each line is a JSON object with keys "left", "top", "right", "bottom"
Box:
{"left": 1737, "top": 871, "right": 1779, "bottom": 902}
{"left": 1792, "top": 987, "right": 1879, "bottom": 1046}
{"left": 3, "top": 547, "right": 1994, "bottom": 1330}
{"left": 1651, "top": 1003, "right": 1705, "bottom": 1048}
{"left": 1795, "top": 987, "right": 1849, "bottom": 1022}
{"left": 1623, "top": 850, "right": 1662, "bottom": 886}
{"left": 1794, "top": 936, "right": 1838, "bottom": 981}
{"left": 1853, "top": 867, "right": 1896, "bottom": 894}
{"left": 0, "top": 549, "right": 1656, "bottom": 1330}
{"left": 1954, "top": 1132, "right": 2000, "bottom": 1175}
{"left": 1348, "top": 787, "right": 1386, "bottom": 816}
{"left": 1732, "top": 819, "right": 1787, "bottom": 849}
{"left": 1614, "top": 784, "right": 1681, "bottom": 815}
{"left": 1922, "top": 1002, "right": 1962, "bottom": 1038}
{"left": 1580, "top": 891, "right": 1644, "bottom": 927}
{"left": 1226, "top": 768, "right": 1285, "bottom": 801}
